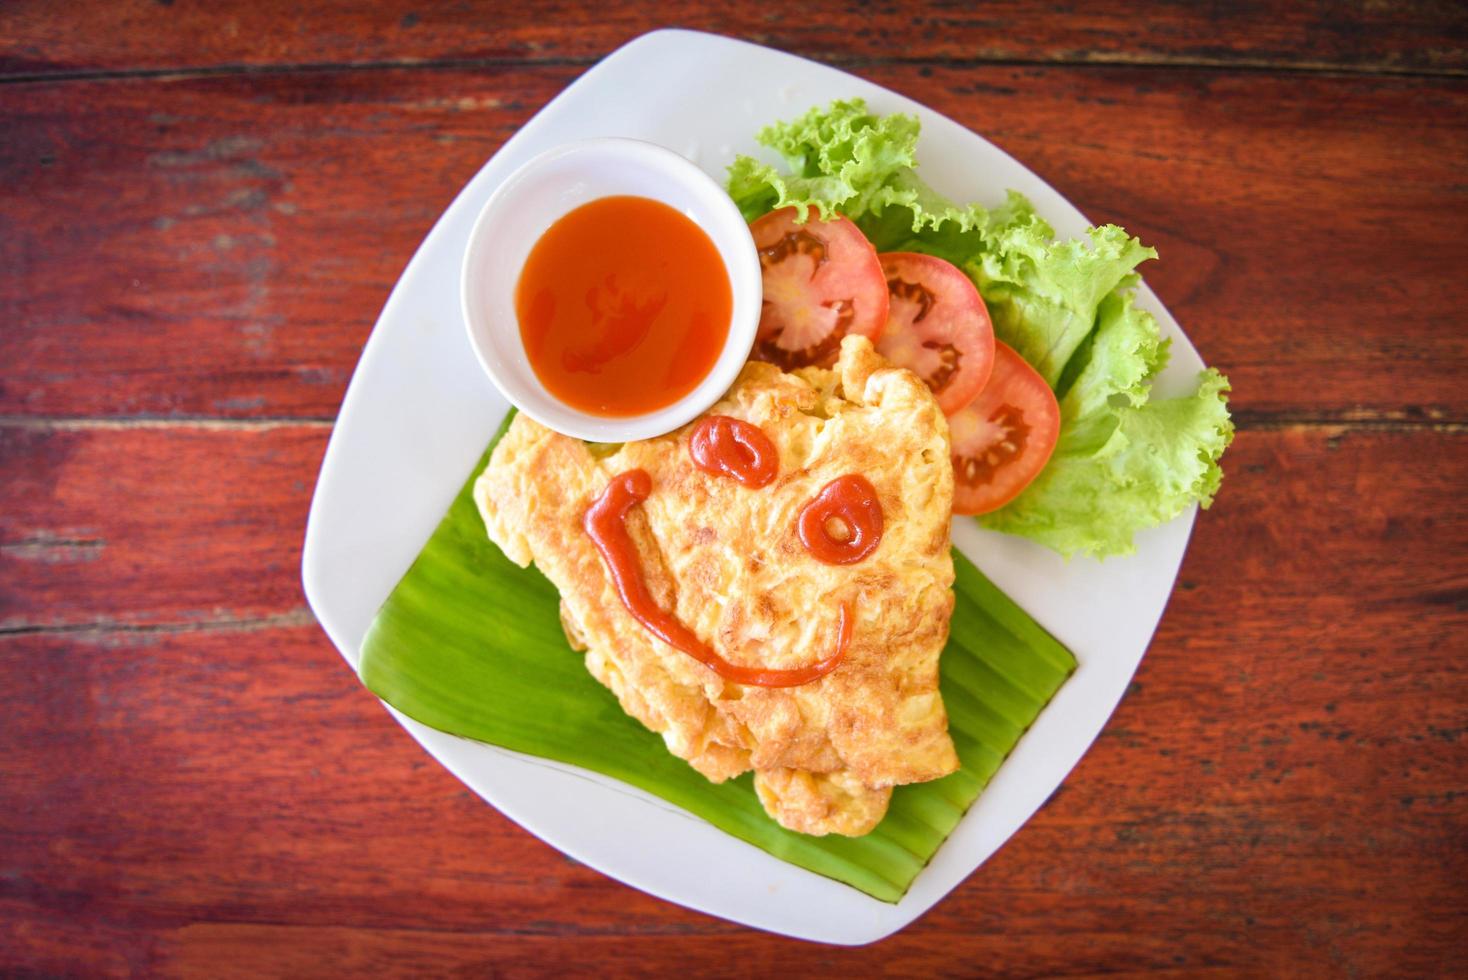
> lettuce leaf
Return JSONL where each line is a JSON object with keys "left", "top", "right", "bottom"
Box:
{"left": 727, "top": 99, "right": 922, "bottom": 223}
{"left": 972, "top": 221, "right": 1156, "bottom": 389}
{"left": 980, "top": 289, "right": 1233, "bottom": 556}
{"left": 728, "top": 99, "right": 1233, "bottom": 558}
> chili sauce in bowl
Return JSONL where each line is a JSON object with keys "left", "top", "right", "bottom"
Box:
{"left": 461, "top": 139, "right": 760, "bottom": 442}
{"left": 516, "top": 195, "right": 732, "bottom": 418}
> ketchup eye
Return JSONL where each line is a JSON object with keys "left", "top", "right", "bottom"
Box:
{"left": 798, "top": 475, "right": 883, "bottom": 565}
{"left": 688, "top": 416, "right": 778, "bottom": 488}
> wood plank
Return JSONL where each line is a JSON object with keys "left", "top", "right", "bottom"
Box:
{"left": 2, "top": 1, "right": 1465, "bottom": 77}
{"left": 2, "top": 424, "right": 1464, "bottom": 976}
{"left": 3, "top": 66, "right": 1464, "bottom": 422}
{"left": 0, "top": 424, "right": 327, "bottom": 630}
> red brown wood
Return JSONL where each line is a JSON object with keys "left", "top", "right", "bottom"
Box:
{"left": 2, "top": 1, "right": 1465, "bottom": 77}
{"left": 3, "top": 65, "right": 1464, "bottom": 421}
{"left": 0, "top": 67, "right": 575, "bottom": 421}
{"left": 3, "top": 7, "right": 1465, "bottom": 975}
{"left": 0, "top": 423, "right": 326, "bottom": 630}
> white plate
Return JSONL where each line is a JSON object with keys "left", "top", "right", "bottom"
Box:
{"left": 301, "top": 29, "right": 1203, "bottom": 945}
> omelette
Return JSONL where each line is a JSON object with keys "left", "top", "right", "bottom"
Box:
{"left": 474, "top": 336, "right": 958, "bottom": 836}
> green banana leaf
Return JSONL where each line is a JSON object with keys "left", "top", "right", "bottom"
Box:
{"left": 360, "top": 415, "right": 1075, "bottom": 903}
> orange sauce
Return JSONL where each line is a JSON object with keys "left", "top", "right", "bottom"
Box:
{"left": 516, "top": 195, "right": 732, "bottom": 417}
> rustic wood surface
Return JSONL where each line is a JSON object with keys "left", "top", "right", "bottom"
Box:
{"left": 3, "top": 3, "right": 1465, "bottom": 976}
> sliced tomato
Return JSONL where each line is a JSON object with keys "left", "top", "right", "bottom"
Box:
{"left": 749, "top": 207, "right": 889, "bottom": 370}
{"left": 948, "top": 341, "right": 1060, "bottom": 515}
{"left": 873, "top": 251, "right": 995, "bottom": 416}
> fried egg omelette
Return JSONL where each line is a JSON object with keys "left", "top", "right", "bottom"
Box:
{"left": 474, "top": 336, "right": 959, "bottom": 836}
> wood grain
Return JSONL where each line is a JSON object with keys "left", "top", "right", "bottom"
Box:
{"left": 2, "top": 1, "right": 1465, "bottom": 78}
{"left": 0, "top": 423, "right": 326, "bottom": 631}
{"left": 2, "top": 425, "right": 1464, "bottom": 974}
{"left": 4, "top": 5, "right": 1466, "bottom": 974}
{"left": 3, "top": 65, "right": 1465, "bottom": 422}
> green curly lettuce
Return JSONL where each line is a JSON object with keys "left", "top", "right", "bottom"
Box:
{"left": 728, "top": 99, "right": 1233, "bottom": 558}
{"left": 982, "top": 288, "right": 1233, "bottom": 556}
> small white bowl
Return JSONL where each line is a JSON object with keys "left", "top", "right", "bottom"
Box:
{"left": 460, "top": 138, "right": 761, "bottom": 442}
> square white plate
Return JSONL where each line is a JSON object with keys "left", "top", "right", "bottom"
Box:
{"left": 302, "top": 29, "right": 1203, "bottom": 945}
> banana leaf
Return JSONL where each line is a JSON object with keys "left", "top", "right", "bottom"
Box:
{"left": 360, "top": 414, "right": 1075, "bottom": 902}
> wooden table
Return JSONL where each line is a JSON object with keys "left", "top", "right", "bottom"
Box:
{"left": 4, "top": 3, "right": 1465, "bottom": 975}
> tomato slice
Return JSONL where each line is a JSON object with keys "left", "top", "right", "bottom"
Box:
{"left": 948, "top": 341, "right": 1060, "bottom": 515}
{"left": 749, "top": 207, "right": 889, "bottom": 370}
{"left": 873, "top": 251, "right": 995, "bottom": 416}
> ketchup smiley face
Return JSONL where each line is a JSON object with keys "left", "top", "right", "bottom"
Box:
{"left": 580, "top": 418, "right": 885, "bottom": 688}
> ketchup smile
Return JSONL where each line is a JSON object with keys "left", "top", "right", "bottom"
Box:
{"left": 583, "top": 469, "right": 850, "bottom": 688}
